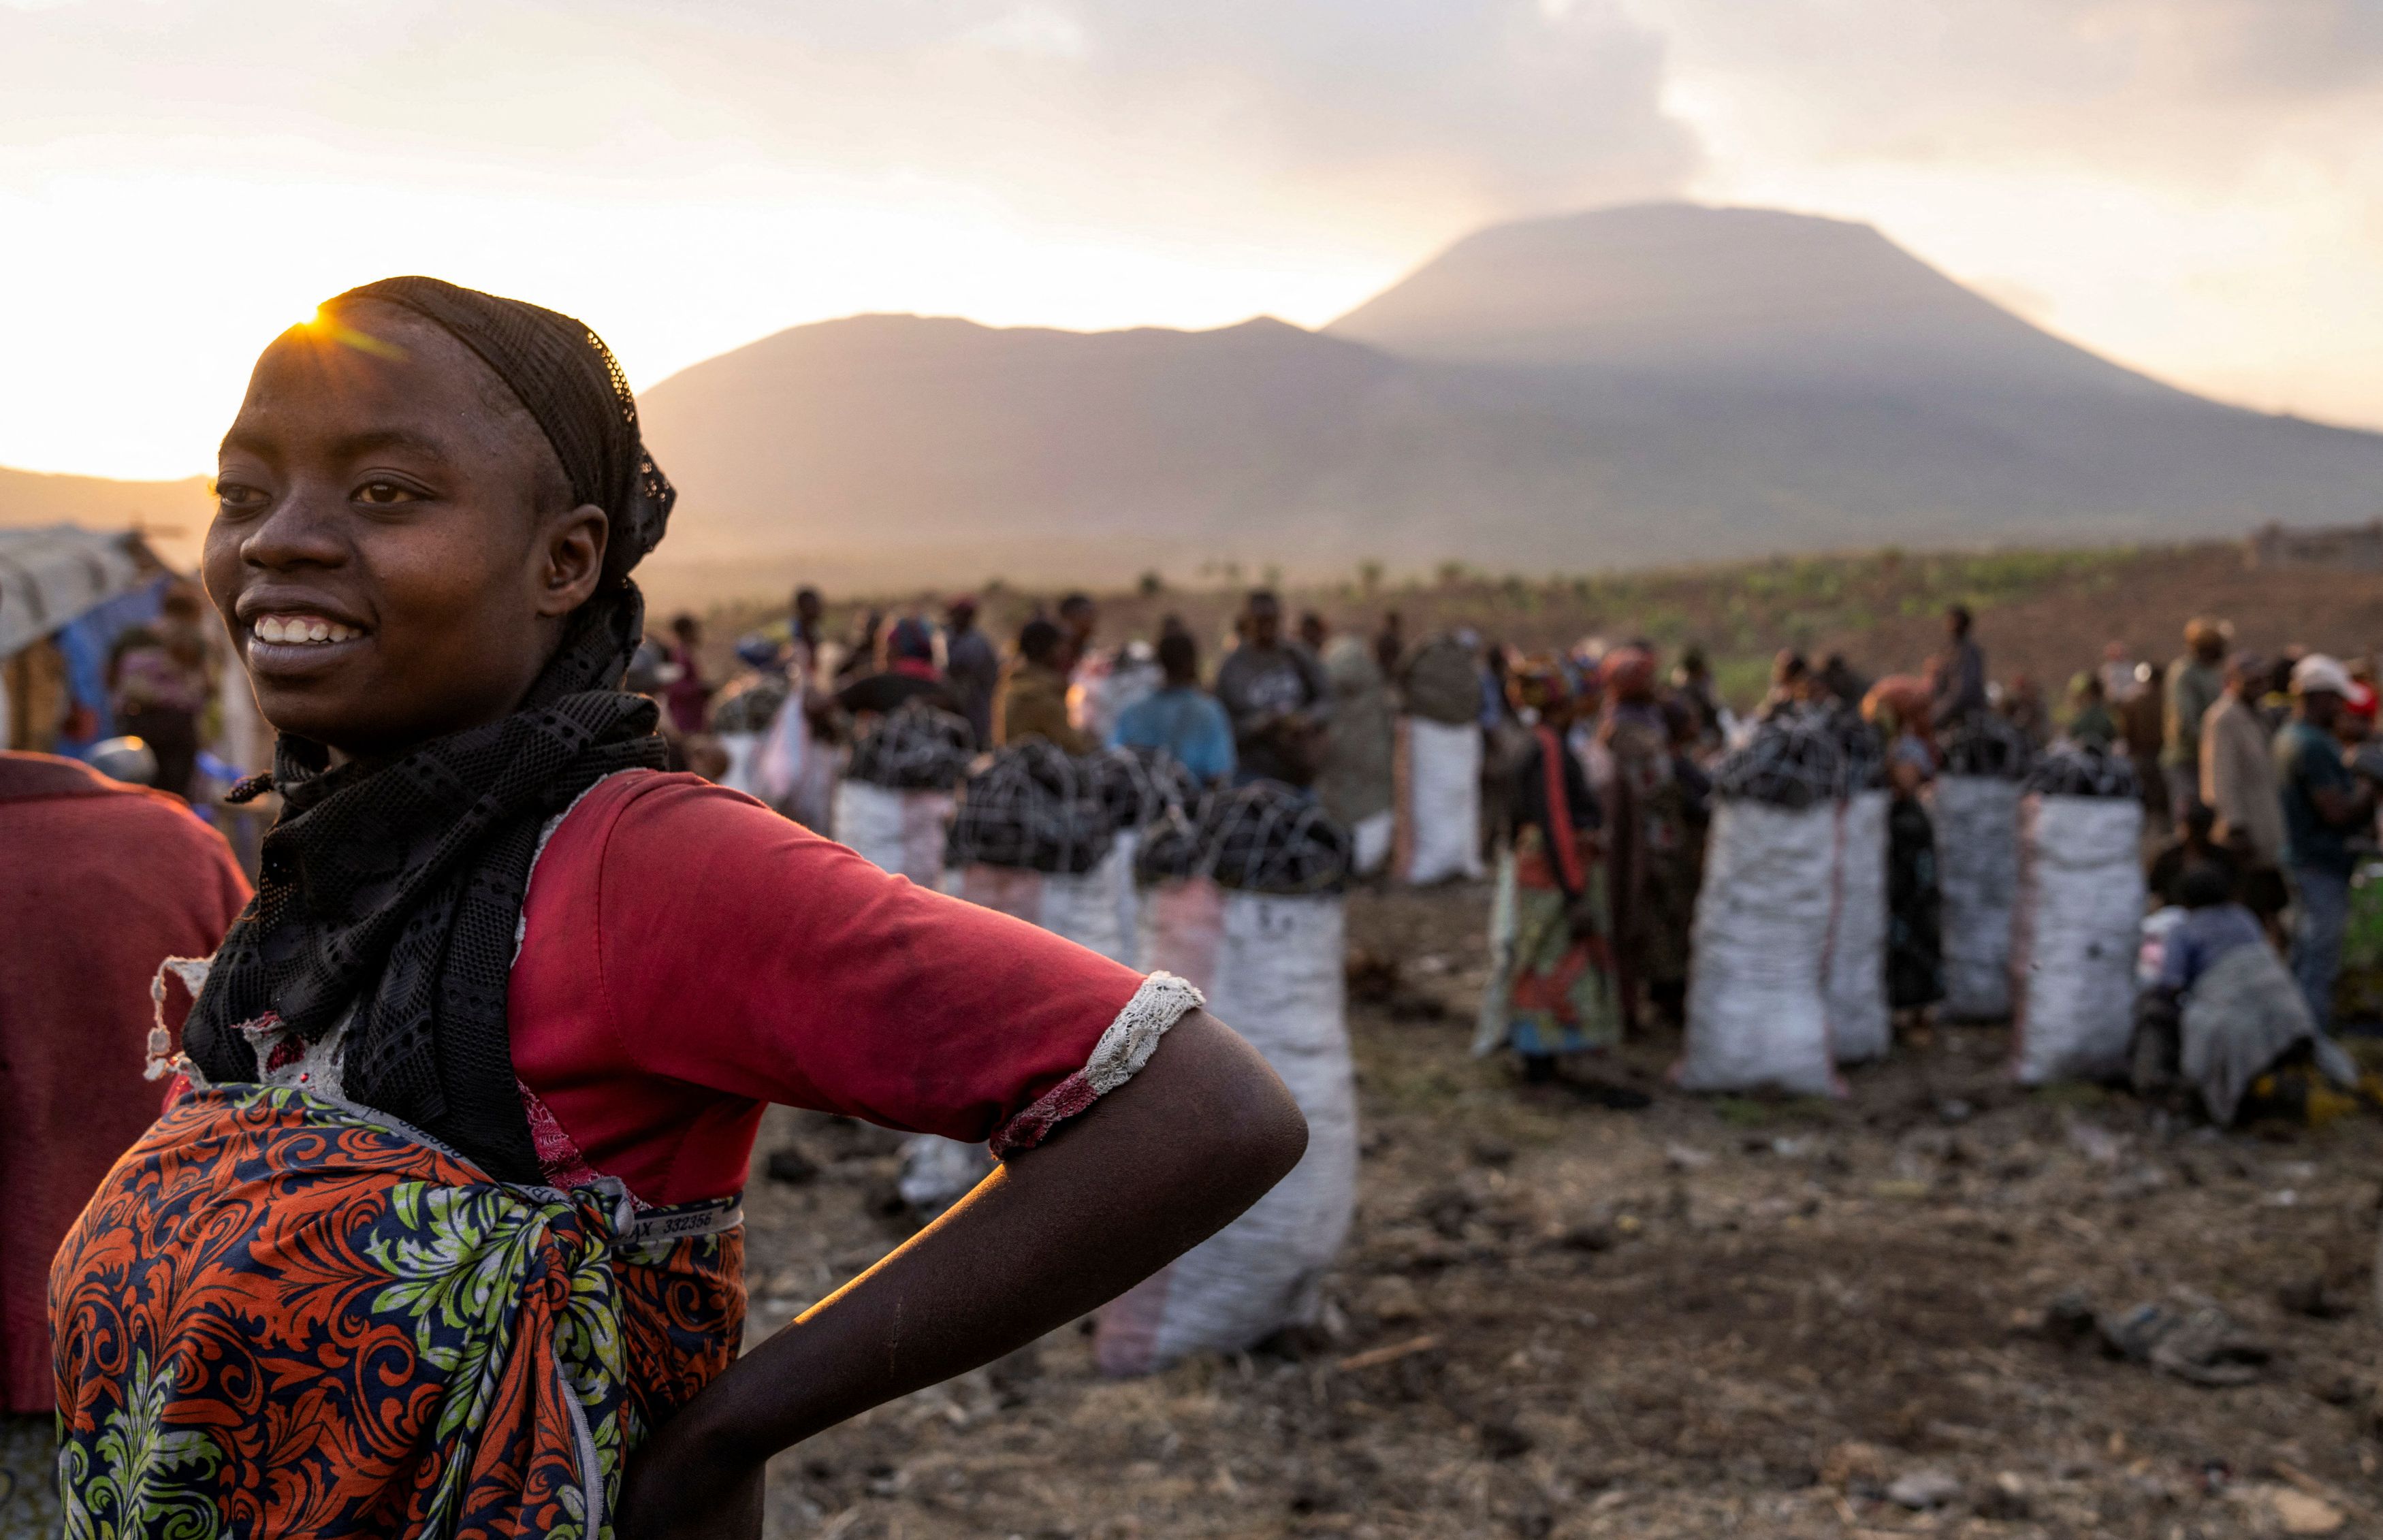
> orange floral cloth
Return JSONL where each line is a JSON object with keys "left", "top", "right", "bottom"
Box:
{"left": 50, "top": 1084, "right": 742, "bottom": 1539}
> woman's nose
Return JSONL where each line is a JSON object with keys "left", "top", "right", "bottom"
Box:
{"left": 241, "top": 487, "right": 347, "bottom": 571}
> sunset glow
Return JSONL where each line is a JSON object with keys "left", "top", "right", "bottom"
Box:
{"left": 4, "top": 0, "right": 2380, "bottom": 481}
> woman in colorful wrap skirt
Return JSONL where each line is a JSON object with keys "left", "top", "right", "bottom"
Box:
{"left": 1475, "top": 656, "right": 1622, "bottom": 1080}
{"left": 48, "top": 279, "right": 1307, "bottom": 1540}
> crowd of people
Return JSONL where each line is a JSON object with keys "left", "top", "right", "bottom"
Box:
{"left": 637, "top": 586, "right": 2383, "bottom": 1102}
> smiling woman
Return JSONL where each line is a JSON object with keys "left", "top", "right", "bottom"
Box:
{"left": 48, "top": 277, "right": 1307, "bottom": 1540}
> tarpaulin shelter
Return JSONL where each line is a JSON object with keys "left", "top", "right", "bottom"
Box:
{"left": 0, "top": 525, "right": 170, "bottom": 753}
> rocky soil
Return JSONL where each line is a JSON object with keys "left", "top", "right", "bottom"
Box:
{"left": 744, "top": 881, "right": 2383, "bottom": 1540}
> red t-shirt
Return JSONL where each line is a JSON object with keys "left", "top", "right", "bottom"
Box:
{"left": 507, "top": 771, "right": 1153, "bottom": 1207}
{"left": 2, "top": 754, "right": 250, "bottom": 1413}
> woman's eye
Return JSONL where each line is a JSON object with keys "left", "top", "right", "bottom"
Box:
{"left": 355, "top": 479, "right": 421, "bottom": 505}
{"left": 214, "top": 481, "right": 266, "bottom": 511}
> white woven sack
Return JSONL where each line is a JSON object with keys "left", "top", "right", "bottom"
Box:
{"left": 833, "top": 780, "right": 953, "bottom": 888}
{"left": 896, "top": 1134, "right": 992, "bottom": 1219}
{"left": 1934, "top": 775, "right": 2021, "bottom": 1020}
{"left": 2010, "top": 793, "right": 2144, "bottom": 1085}
{"left": 1396, "top": 716, "right": 1484, "bottom": 884}
{"left": 716, "top": 730, "right": 767, "bottom": 801}
{"left": 1825, "top": 790, "right": 1892, "bottom": 1063}
{"left": 957, "top": 846, "right": 1130, "bottom": 964}
{"left": 756, "top": 692, "right": 841, "bottom": 831}
{"left": 1349, "top": 810, "right": 1392, "bottom": 877}
{"left": 1100, "top": 882, "right": 1355, "bottom": 1373}
{"left": 1676, "top": 799, "right": 1841, "bottom": 1096}
{"left": 1106, "top": 829, "right": 1142, "bottom": 969}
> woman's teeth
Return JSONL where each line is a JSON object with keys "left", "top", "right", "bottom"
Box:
{"left": 253, "top": 615, "right": 362, "bottom": 645}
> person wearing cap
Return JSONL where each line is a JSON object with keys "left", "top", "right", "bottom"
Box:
{"left": 2161, "top": 618, "right": 2230, "bottom": 827}
{"left": 942, "top": 594, "right": 999, "bottom": 749}
{"left": 2275, "top": 654, "right": 2374, "bottom": 1028}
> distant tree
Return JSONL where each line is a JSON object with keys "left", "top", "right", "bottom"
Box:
{"left": 1223, "top": 560, "right": 1244, "bottom": 583}
{"left": 1435, "top": 560, "right": 1469, "bottom": 589}
{"left": 1358, "top": 559, "right": 1384, "bottom": 596}
{"left": 1137, "top": 570, "right": 1165, "bottom": 597}
{"left": 1262, "top": 563, "right": 1283, "bottom": 590}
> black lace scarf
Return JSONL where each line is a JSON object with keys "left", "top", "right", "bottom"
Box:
{"left": 182, "top": 276, "right": 675, "bottom": 1183}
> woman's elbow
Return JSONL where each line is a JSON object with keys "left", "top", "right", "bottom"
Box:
{"left": 1228, "top": 1063, "right": 1309, "bottom": 1193}
{"left": 1197, "top": 1027, "right": 1310, "bottom": 1200}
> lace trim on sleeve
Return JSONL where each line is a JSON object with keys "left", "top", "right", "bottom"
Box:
{"left": 987, "top": 972, "right": 1204, "bottom": 1158}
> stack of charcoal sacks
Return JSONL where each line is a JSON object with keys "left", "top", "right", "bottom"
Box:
{"left": 1933, "top": 711, "right": 2034, "bottom": 1020}
{"left": 710, "top": 639, "right": 791, "bottom": 802}
{"left": 906, "top": 741, "right": 1123, "bottom": 1220}
{"left": 1392, "top": 633, "right": 1486, "bottom": 884}
{"left": 1098, "top": 782, "right": 1356, "bottom": 1373}
{"left": 946, "top": 740, "right": 1127, "bottom": 961}
{"left": 831, "top": 700, "right": 976, "bottom": 887}
{"left": 1092, "top": 746, "right": 1202, "bottom": 968}
{"left": 1676, "top": 711, "right": 1846, "bottom": 1095}
{"left": 1822, "top": 707, "right": 1892, "bottom": 1065}
{"left": 2010, "top": 745, "right": 2145, "bottom": 1083}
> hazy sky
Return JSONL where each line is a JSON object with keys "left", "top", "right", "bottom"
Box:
{"left": 4, "top": 0, "right": 2380, "bottom": 479}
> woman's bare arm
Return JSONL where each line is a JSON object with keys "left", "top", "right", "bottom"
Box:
{"left": 614, "top": 1008, "right": 1307, "bottom": 1539}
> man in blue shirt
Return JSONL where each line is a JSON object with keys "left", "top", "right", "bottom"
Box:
{"left": 1111, "top": 627, "right": 1235, "bottom": 785}
{"left": 2274, "top": 654, "right": 2374, "bottom": 1029}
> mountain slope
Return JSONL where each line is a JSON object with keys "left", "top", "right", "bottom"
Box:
{"left": 1326, "top": 203, "right": 2160, "bottom": 394}
{"left": 636, "top": 205, "right": 2383, "bottom": 592}
{"left": 0, "top": 466, "right": 212, "bottom": 568}
{"left": 20, "top": 202, "right": 2377, "bottom": 598}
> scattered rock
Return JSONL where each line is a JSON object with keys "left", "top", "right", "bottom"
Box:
{"left": 1565, "top": 1078, "right": 1654, "bottom": 1110}
{"left": 1973, "top": 1471, "right": 2030, "bottom": 1520}
{"left": 763, "top": 1144, "right": 820, "bottom": 1185}
{"left": 2064, "top": 1119, "right": 2126, "bottom": 1166}
{"left": 2097, "top": 1301, "right": 2269, "bottom": 1387}
{"left": 1885, "top": 1468, "right": 1962, "bottom": 1509}
{"left": 1475, "top": 1419, "right": 1534, "bottom": 1460}
{"left": 1555, "top": 1221, "right": 1616, "bottom": 1254}
{"left": 2042, "top": 1287, "right": 2099, "bottom": 1346}
{"left": 1361, "top": 1274, "right": 1426, "bottom": 1324}
{"left": 1819, "top": 1441, "right": 1892, "bottom": 1490}
{"left": 1420, "top": 1187, "right": 1480, "bottom": 1240}
{"left": 1663, "top": 1142, "right": 1715, "bottom": 1172}
{"left": 2267, "top": 1486, "right": 2347, "bottom": 1535}
{"left": 1469, "top": 1138, "right": 1516, "bottom": 1169}
{"left": 2277, "top": 1275, "right": 2358, "bottom": 1320}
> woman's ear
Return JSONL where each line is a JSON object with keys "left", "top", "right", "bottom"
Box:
{"left": 537, "top": 503, "right": 610, "bottom": 617}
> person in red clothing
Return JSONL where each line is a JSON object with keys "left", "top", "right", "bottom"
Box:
{"left": 0, "top": 754, "right": 249, "bottom": 1425}
{"left": 48, "top": 279, "right": 1306, "bottom": 1540}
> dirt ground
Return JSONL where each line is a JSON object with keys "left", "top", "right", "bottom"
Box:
{"left": 744, "top": 880, "right": 2383, "bottom": 1540}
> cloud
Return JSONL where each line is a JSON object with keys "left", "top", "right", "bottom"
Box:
{"left": 0, "top": 0, "right": 1694, "bottom": 229}
{"left": 1628, "top": 0, "right": 2383, "bottom": 428}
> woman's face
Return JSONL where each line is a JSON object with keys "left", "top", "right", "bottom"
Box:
{"left": 206, "top": 306, "right": 607, "bottom": 760}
